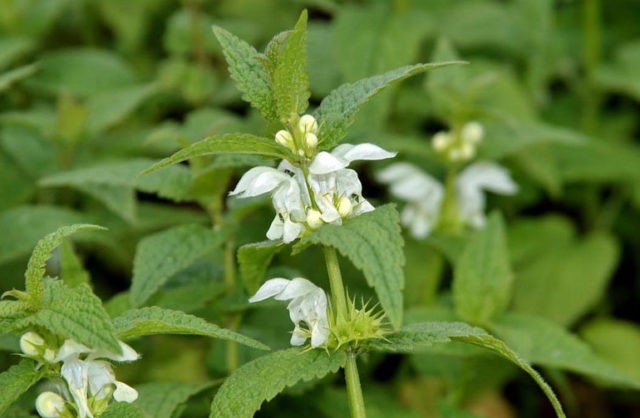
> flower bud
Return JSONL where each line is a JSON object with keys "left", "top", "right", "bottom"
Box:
{"left": 20, "top": 331, "right": 44, "bottom": 356}
{"left": 432, "top": 132, "right": 451, "bottom": 152}
{"left": 448, "top": 149, "right": 463, "bottom": 162}
{"left": 275, "top": 130, "right": 293, "bottom": 148}
{"left": 462, "top": 121, "right": 483, "bottom": 144}
{"left": 458, "top": 143, "right": 476, "bottom": 161}
{"left": 304, "top": 132, "right": 318, "bottom": 149}
{"left": 43, "top": 348, "right": 56, "bottom": 363}
{"left": 337, "top": 196, "right": 353, "bottom": 218}
{"left": 298, "top": 114, "right": 318, "bottom": 133}
{"left": 35, "top": 392, "right": 66, "bottom": 418}
{"left": 306, "top": 209, "right": 323, "bottom": 229}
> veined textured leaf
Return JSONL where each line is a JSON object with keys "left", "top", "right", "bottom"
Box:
{"left": 100, "top": 401, "right": 147, "bottom": 418}
{"left": 0, "top": 206, "right": 86, "bottom": 266}
{"left": 494, "top": 314, "right": 640, "bottom": 389}
{"left": 136, "top": 381, "right": 215, "bottom": 418}
{"left": 210, "top": 348, "right": 345, "bottom": 418}
{"left": 453, "top": 213, "right": 512, "bottom": 325}
{"left": 293, "top": 204, "right": 405, "bottom": 328}
{"left": 272, "top": 11, "right": 309, "bottom": 120}
{"left": 112, "top": 306, "right": 268, "bottom": 350}
{"left": 238, "top": 240, "right": 285, "bottom": 294}
{"left": 314, "top": 62, "right": 462, "bottom": 148}
{"left": 40, "top": 159, "right": 193, "bottom": 203}
{"left": 141, "top": 134, "right": 290, "bottom": 175}
{"left": 130, "top": 224, "right": 224, "bottom": 307}
{"left": 25, "top": 280, "right": 121, "bottom": 353}
{"left": 24, "top": 224, "right": 104, "bottom": 306}
{"left": 0, "top": 359, "right": 45, "bottom": 415}
{"left": 212, "top": 26, "right": 274, "bottom": 120}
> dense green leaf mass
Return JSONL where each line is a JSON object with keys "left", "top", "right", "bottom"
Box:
{"left": 314, "top": 62, "right": 461, "bottom": 148}
{"left": 130, "top": 224, "right": 224, "bottom": 307}
{"left": 0, "top": 359, "right": 44, "bottom": 415}
{"left": 112, "top": 306, "right": 268, "bottom": 350}
{"left": 100, "top": 401, "right": 147, "bottom": 418}
{"left": 237, "top": 240, "right": 285, "bottom": 293}
{"left": 210, "top": 348, "right": 346, "bottom": 418}
{"left": 453, "top": 213, "right": 512, "bottom": 325}
{"left": 294, "top": 204, "right": 405, "bottom": 328}
{"left": 141, "top": 134, "right": 290, "bottom": 175}
{"left": 136, "top": 381, "right": 215, "bottom": 418}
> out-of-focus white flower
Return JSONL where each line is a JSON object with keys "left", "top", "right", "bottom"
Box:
{"left": 35, "top": 391, "right": 66, "bottom": 418}
{"left": 377, "top": 162, "right": 517, "bottom": 238}
{"left": 54, "top": 339, "right": 140, "bottom": 418}
{"left": 376, "top": 163, "right": 444, "bottom": 239}
{"left": 432, "top": 121, "right": 485, "bottom": 163}
{"left": 456, "top": 162, "right": 518, "bottom": 228}
{"left": 249, "top": 278, "right": 329, "bottom": 347}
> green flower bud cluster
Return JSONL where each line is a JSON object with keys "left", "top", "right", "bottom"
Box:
{"left": 432, "top": 121, "right": 484, "bottom": 163}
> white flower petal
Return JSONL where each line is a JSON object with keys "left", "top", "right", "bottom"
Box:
{"left": 309, "top": 151, "right": 347, "bottom": 174}
{"left": 249, "top": 278, "right": 290, "bottom": 303}
{"left": 113, "top": 381, "right": 138, "bottom": 403}
{"left": 54, "top": 340, "right": 91, "bottom": 362}
{"left": 290, "top": 327, "right": 306, "bottom": 346}
{"left": 457, "top": 162, "right": 518, "bottom": 195}
{"left": 266, "top": 215, "right": 284, "bottom": 241}
{"left": 86, "top": 360, "right": 115, "bottom": 398}
{"left": 276, "top": 278, "right": 318, "bottom": 301}
{"left": 282, "top": 218, "right": 304, "bottom": 243}
{"left": 340, "top": 143, "right": 396, "bottom": 163}
{"left": 229, "top": 167, "right": 288, "bottom": 197}
{"left": 89, "top": 341, "right": 139, "bottom": 363}
{"left": 310, "top": 320, "right": 330, "bottom": 347}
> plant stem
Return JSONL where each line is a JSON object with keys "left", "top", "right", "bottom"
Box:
{"left": 322, "top": 246, "right": 348, "bottom": 317}
{"left": 345, "top": 351, "right": 367, "bottom": 418}
{"left": 322, "top": 246, "right": 367, "bottom": 418}
{"left": 582, "top": 0, "right": 601, "bottom": 134}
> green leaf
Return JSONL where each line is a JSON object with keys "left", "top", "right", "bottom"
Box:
{"left": 100, "top": 401, "right": 147, "bottom": 418}
{"left": 25, "top": 224, "right": 104, "bottom": 306}
{"left": 452, "top": 213, "right": 512, "bottom": 325}
{"left": 0, "top": 64, "right": 38, "bottom": 92}
{"left": 40, "top": 159, "right": 193, "bottom": 203}
{"left": 112, "top": 306, "right": 268, "bottom": 350}
{"left": 212, "top": 25, "right": 274, "bottom": 120}
{"left": 272, "top": 10, "right": 309, "bottom": 121}
{"left": 238, "top": 240, "right": 285, "bottom": 294}
{"left": 135, "top": 381, "right": 215, "bottom": 418}
{"left": 86, "top": 84, "right": 157, "bottom": 134}
{"left": 210, "top": 348, "right": 345, "bottom": 418}
{"left": 0, "top": 206, "right": 85, "bottom": 266}
{"left": 371, "top": 321, "right": 565, "bottom": 418}
{"left": 511, "top": 230, "right": 619, "bottom": 326}
{"left": 0, "top": 37, "right": 34, "bottom": 70}
{"left": 293, "top": 204, "right": 405, "bottom": 328}
{"left": 0, "top": 359, "right": 44, "bottom": 415}
{"left": 25, "top": 280, "right": 121, "bottom": 353}
{"left": 0, "top": 300, "right": 32, "bottom": 319}
{"left": 130, "top": 224, "right": 224, "bottom": 307}
{"left": 28, "top": 48, "right": 135, "bottom": 96}
{"left": 581, "top": 318, "right": 640, "bottom": 383}
{"left": 141, "top": 134, "right": 289, "bottom": 175}
{"left": 314, "top": 62, "right": 462, "bottom": 148}
{"left": 494, "top": 314, "right": 640, "bottom": 389}
{"left": 59, "top": 240, "right": 91, "bottom": 287}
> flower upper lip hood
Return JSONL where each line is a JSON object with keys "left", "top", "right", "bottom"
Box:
{"left": 309, "top": 143, "right": 397, "bottom": 175}
{"left": 250, "top": 277, "right": 329, "bottom": 348}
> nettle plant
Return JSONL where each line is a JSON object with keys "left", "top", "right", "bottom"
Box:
{"left": 1, "top": 10, "right": 600, "bottom": 418}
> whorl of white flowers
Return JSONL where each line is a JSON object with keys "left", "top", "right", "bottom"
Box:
{"left": 230, "top": 114, "right": 396, "bottom": 243}
{"left": 377, "top": 161, "right": 517, "bottom": 238}
{"left": 249, "top": 278, "right": 330, "bottom": 347}
{"left": 19, "top": 332, "right": 140, "bottom": 418}
{"left": 432, "top": 121, "right": 484, "bottom": 163}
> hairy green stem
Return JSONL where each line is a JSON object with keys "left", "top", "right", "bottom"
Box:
{"left": 345, "top": 351, "right": 367, "bottom": 418}
{"left": 323, "top": 246, "right": 348, "bottom": 317}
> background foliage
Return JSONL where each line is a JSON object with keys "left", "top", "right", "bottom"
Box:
{"left": 1, "top": 0, "right": 640, "bottom": 417}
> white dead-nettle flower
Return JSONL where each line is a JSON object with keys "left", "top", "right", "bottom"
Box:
{"left": 230, "top": 142, "right": 395, "bottom": 243}
{"left": 51, "top": 339, "right": 139, "bottom": 418}
{"left": 249, "top": 278, "right": 329, "bottom": 347}
{"left": 377, "top": 161, "right": 517, "bottom": 238}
